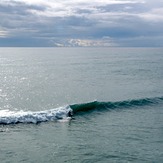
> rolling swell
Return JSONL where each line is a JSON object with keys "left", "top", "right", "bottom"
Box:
{"left": 70, "top": 96, "right": 163, "bottom": 114}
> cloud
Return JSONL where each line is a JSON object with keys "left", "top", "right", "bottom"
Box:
{"left": 0, "top": 29, "right": 8, "bottom": 38}
{"left": 0, "top": 0, "right": 163, "bottom": 47}
{"left": 51, "top": 37, "right": 117, "bottom": 47}
{"left": 139, "top": 8, "right": 163, "bottom": 22}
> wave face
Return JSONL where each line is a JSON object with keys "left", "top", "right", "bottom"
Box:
{"left": 70, "top": 96, "right": 163, "bottom": 114}
{"left": 0, "top": 106, "right": 72, "bottom": 124}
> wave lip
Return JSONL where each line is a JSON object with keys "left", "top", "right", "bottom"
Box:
{"left": 0, "top": 106, "right": 72, "bottom": 124}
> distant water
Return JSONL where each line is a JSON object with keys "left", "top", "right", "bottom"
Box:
{"left": 0, "top": 48, "right": 163, "bottom": 162}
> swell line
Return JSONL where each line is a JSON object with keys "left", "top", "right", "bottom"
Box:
{"left": 70, "top": 96, "right": 163, "bottom": 114}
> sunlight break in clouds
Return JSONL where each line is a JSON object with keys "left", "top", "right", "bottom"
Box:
{"left": 0, "top": 0, "right": 163, "bottom": 47}
{"left": 11, "top": 0, "right": 145, "bottom": 17}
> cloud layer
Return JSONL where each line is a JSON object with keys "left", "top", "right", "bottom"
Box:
{"left": 0, "top": 0, "right": 163, "bottom": 47}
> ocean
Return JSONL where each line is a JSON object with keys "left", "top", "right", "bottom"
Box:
{"left": 0, "top": 47, "right": 163, "bottom": 162}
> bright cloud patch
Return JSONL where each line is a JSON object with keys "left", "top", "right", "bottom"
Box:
{"left": 52, "top": 38, "right": 117, "bottom": 47}
{"left": 0, "top": 30, "right": 8, "bottom": 38}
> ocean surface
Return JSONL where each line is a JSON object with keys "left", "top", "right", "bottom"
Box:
{"left": 0, "top": 47, "right": 163, "bottom": 163}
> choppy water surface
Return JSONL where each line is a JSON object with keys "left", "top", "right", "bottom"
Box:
{"left": 0, "top": 48, "right": 163, "bottom": 162}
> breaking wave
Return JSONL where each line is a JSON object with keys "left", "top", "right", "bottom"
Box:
{"left": 0, "top": 106, "right": 72, "bottom": 125}
{"left": 0, "top": 96, "right": 162, "bottom": 125}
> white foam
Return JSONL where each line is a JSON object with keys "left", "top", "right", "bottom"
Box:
{"left": 0, "top": 106, "right": 72, "bottom": 124}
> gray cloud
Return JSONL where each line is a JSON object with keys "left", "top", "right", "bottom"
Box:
{"left": 0, "top": 0, "right": 163, "bottom": 47}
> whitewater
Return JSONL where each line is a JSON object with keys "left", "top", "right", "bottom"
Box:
{"left": 0, "top": 105, "right": 72, "bottom": 124}
{"left": 0, "top": 48, "right": 163, "bottom": 163}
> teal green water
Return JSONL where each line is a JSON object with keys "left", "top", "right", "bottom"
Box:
{"left": 0, "top": 48, "right": 163, "bottom": 162}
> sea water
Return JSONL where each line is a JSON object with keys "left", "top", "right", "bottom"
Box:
{"left": 0, "top": 48, "right": 163, "bottom": 162}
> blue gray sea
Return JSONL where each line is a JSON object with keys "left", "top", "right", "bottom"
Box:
{"left": 0, "top": 48, "right": 163, "bottom": 162}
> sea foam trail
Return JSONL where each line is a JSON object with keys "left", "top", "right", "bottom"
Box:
{"left": 0, "top": 106, "right": 72, "bottom": 124}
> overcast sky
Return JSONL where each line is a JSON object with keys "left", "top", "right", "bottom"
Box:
{"left": 0, "top": 0, "right": 163, "bottom": 47}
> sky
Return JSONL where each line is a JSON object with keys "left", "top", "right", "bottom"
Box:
{"left": 0, "top": 0, "right": 163, "bottom": 47}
